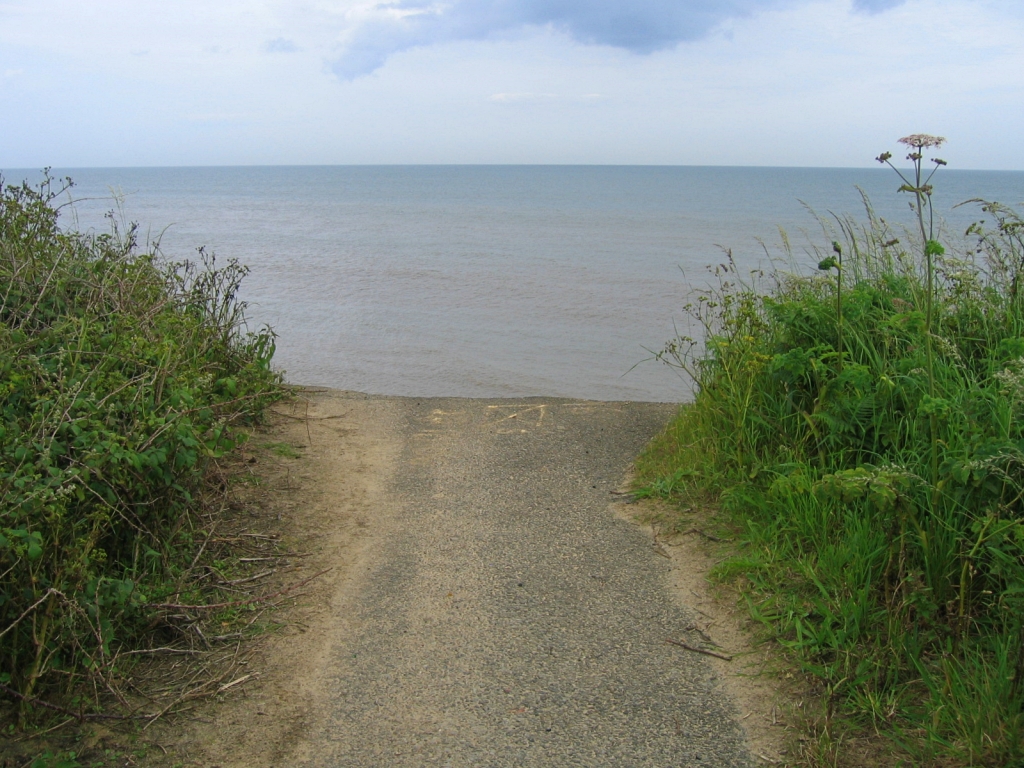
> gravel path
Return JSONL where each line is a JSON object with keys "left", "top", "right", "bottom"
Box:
{"left": 277, "top": 394, "right": 754, "bottom": 767}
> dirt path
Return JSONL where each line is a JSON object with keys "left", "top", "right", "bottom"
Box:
{"left": 163, "top": 390, "right": 785, "bottom": 767}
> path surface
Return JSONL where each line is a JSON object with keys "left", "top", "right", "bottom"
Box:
{"left": 174, "top": 391, "right": 757, "bottom": 767}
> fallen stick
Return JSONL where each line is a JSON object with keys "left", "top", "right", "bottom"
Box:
{"left": 681, "top": 528, "right": 732, "bottom": 544}
{"left": 666, "top": 638, "right": 734, "bottom": 661}
{"left": 145, "top": 568, "right": 331, "bottom": 611}
{"left": 221, "top": 568, "right": 276, "bottom": 586}
{"left": 218, "top": 674, "right": 252, "bottom": 693}
{"left": 0, "top": 682, "right": 147, "bottom": 721}
{"left": 118, "top": 646, "right": 204, "bottom": 657}
{"left": 268, "top": 409, "right": 348, "bottom": 422}
{"left": 608, "top": 490, "right": 640, "bottom": 503}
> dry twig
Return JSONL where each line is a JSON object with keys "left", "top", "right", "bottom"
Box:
{"left": 681, "top": 528, "right": 732, "bottom": 544}
{"left": 666, "top": 638, "right": 734, "bottom": 661}
{"left": 145, "top": 567, "right": 331, "bottom": 611}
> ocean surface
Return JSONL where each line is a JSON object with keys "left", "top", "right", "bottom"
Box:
{"left": 7, "top": 166, "right": 1024, "bottom": 402}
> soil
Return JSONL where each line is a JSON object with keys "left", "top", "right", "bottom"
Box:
{"left": 141, "top": 388, "right": 797, "bottom": 767}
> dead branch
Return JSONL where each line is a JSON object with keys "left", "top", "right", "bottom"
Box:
{"left": 681, "top": 528, "right": 732, "bottom": 543}
{"left": 0, "top": 682, "right": 147, "bottom": 722}
{"left": 666, "top": 638, "right": 734, "bottom": 661}
{"left": 144, "top": 567, "right": 331, "bottom": 611}
{"left": 217, "top": 674, "right": 252, "bottom": 693}
{"left": 117, "top": 647, "right": 204, "bottom": 657}
{"left": 0, "top": 588, "right": 62, "bottom": 642}
{"left": 220, "top": 568, "right": 276, "bottom": 586}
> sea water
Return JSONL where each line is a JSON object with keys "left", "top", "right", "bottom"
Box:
{"left": 7, "top": 165, "right": 1024, "bottom": 401}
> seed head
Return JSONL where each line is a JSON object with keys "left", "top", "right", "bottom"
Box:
{"left": 876, "top": 151, "right": 892, "bottom": 164}
{"left": 898, "top": 134, "right": 946, "bottom": 149}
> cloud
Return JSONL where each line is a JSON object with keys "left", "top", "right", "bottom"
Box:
{"left": 851, "top": 0, "right": 904, "bottom": 11}
{"left": 488, "top": 92, "right": 608, "bottom": 104}
{"left": 184, "top": 111, "right": 252, "bottom": 123}
{"left": 489, "top": 92, "right": 557, "bottom": 103}
{"left": 264, "top": 37, "right": 300, "bottom": 53}
{"left": 330, "top": 0, "right": 909, "bottom": 79}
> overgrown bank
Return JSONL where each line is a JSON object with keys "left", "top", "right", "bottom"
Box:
{"left": 637, "top": 138, "right": 1024, "bottom": 766}
{"left": 0, "top": 173, "right": 283, "bottom": 729}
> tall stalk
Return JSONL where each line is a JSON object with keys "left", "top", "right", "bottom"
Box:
{"left": 878, "top": 135, "right": 947, "bottom": 491}
{"left": 818, "top": 240, "right": 844, "bottom": 377}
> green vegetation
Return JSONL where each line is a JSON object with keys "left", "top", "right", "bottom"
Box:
{"left": 637, "top": 137, "right": 1024, "bottom": 765}
{"left": 0, "top": 172, "right": 282, "bottom": 724}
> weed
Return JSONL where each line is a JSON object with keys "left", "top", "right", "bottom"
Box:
{"left": 262, "top": 441, "right": 302, "bottom": 459}
{"left": 638, "top": 139, "right": 1024, "bottom": 765}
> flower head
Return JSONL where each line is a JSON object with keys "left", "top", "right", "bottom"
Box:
{"left": 898, "top": 134, "right": 946, "bottom": 149}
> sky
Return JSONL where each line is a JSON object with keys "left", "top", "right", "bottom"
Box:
{"left": 1, "top": 0, "right": 1022, "bottom": 169}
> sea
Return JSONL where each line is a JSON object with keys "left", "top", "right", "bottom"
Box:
{"left": 6, "top": 165, "right": 1024, "bottom": 402}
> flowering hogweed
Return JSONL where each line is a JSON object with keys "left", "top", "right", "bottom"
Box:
{"left": 645, "top": 133, "right": 1024, "bottom": 764}
{"left": 898, "top": 133, "right": 946, "bottom": 149}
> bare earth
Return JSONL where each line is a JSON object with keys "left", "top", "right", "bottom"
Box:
{"left": 157, "top": 389, "right": 789, "bottom": 767}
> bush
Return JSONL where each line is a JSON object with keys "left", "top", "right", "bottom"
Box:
{"left": 639, "top": 140, "right": 1024, "bottom": 765}
{"left": 0, "top": 173, "right": 282, "bottom": 720}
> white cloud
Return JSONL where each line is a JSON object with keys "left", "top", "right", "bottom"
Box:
{"left": 0, "top": 0, "right": 1021, "bottom": 168}
{"left": 489, "top": 92, "right": 557, "bottom": 103}
{"left": 264, "top": 37, "right": 300, "bottom": 53}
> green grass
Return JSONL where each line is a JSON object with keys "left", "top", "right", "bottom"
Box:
{"left": 262, "top": 441, "right": 303, "bottom": 459}
{"left": 0, "top": 172, "right": 283, "bottom": 725}
{"left": 637, "top": 142, "right": 1024, "bottom": 766}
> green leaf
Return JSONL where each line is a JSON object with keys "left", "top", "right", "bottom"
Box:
{"left": 919, "top": 395, "right": 951, "bottom": 417}
{"left": 925, "top": 239, "right": 945, "bottom": 256}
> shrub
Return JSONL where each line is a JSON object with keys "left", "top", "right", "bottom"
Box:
{"left": 0, "top": 173, "right": 282, "bottom": 720}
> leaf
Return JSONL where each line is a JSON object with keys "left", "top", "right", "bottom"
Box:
{"left": 919, "top": 395, "right": 951, "bottom": 418}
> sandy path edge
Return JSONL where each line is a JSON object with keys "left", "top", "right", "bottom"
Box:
{"left": 147, "top": 389, "right": 790, "bottom": 766}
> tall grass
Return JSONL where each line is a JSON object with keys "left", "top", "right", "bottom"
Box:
{"left": 0, "top": 173, "right": 282, "bottom": 723}
{"left": 638, "top": 140, "right": 1024, "bottom": 765}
